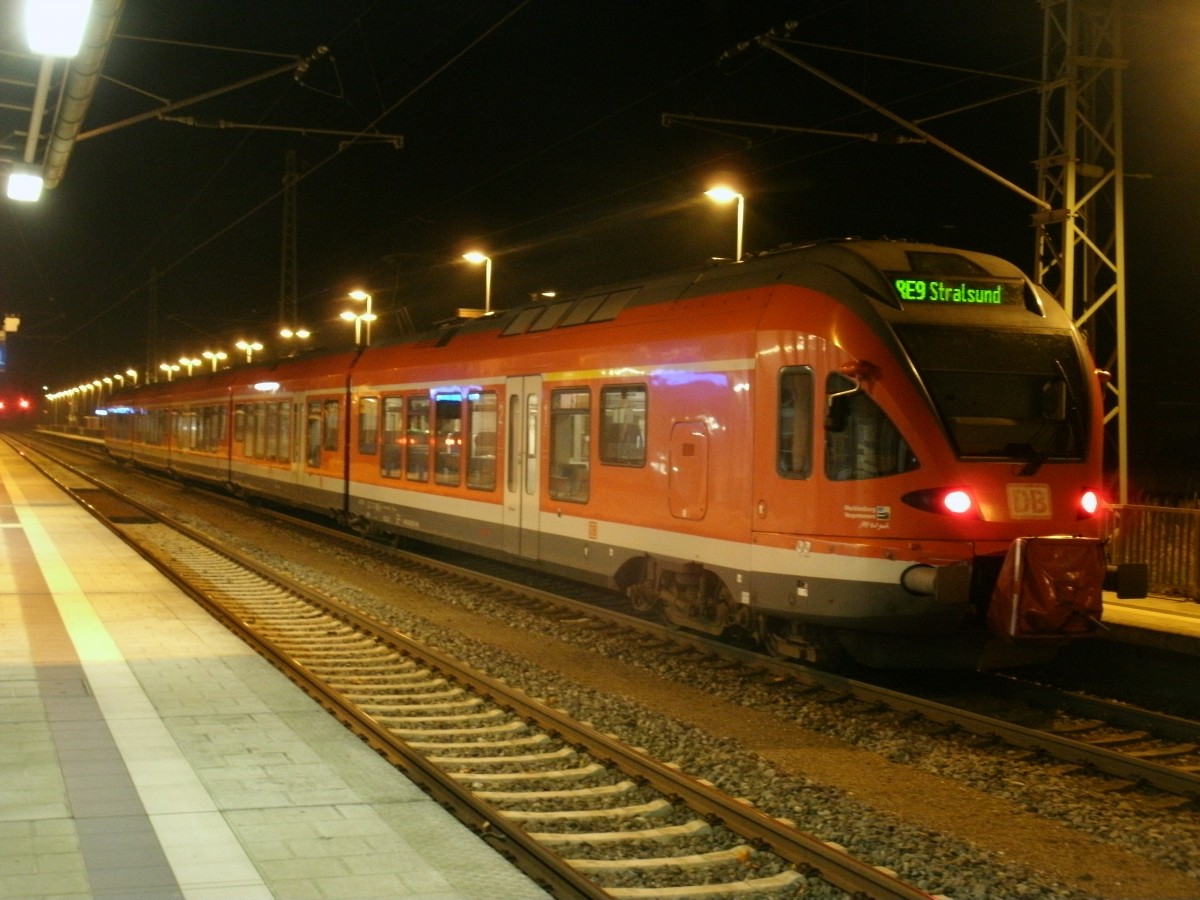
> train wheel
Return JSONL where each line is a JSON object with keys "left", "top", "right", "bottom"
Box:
{"left": 626, "top": 581, "right": 661, "bottom": 617}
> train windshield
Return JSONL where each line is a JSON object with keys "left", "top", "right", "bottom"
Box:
{"left": 895, "top": 325, "right": 1089, "bottom": 462}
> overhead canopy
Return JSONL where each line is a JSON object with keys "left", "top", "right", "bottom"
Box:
{"left": 0, "top": 0, "right": 124, "bottom": 190}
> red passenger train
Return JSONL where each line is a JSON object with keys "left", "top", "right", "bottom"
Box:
{"left": 103, "top": 239, "right": 1144, "bottom": 668}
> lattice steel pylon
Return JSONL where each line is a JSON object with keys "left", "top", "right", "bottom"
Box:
{"left": 1034, "top": 0, "right": 1129, "bottom": 502}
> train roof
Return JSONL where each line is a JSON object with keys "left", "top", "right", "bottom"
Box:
{"left": 107, "top": 238, "right": 1054, "bottom": 407}
{"left": 395, "top": 238, "right": 1045, "bottom": 350}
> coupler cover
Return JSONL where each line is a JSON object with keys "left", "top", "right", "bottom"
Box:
{"left": 988, "top": 536, "right": 1105, "bottom": 639}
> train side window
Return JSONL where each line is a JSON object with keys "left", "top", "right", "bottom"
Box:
{"left": 467, "top": 391, "right": 498, "bottom": 490}
{"left": 253, "top": 403, "right": 269, "bottom": 458}
{"left": 278, "top": 401, "right": 292, "bottom": 462}
{"left": 359, "top": 396, "right": 379, "bottom": 455}
{"left": 381, "top": 397, "right": 404, "bottom": 478}
{"left": 306, "top": 401, "right": 322, "bottom": 466}
{"left": 176, "top": 409, "right": 197, "bottom": 450}
{"left": 435, "top": 393, "right": 463, "bottom": 486}
{"left": 824, "top": 373, "right": 919, "bottom": 480}
{"left": 778, "top": 367, "right": 813, "bottom": 478}
{"left": 599, "top": 385, "right": 646, "bottom": 466}
{"left": 405, "top": 396, "right": 431, "bottom": 481}
{"left": 550, "top": 388, "right": 590, "bottom": 502}
{"left": 265, "top": 402, "right": 279, "bottom": 459}
{"left": 234, "top": 404, "right": 246, "bottom": 449}
{"left": 322, "top": 399, "right": 340, "bottom": 452}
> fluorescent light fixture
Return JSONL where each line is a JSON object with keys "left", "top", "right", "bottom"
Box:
{"left": 7, "top": 168, "right": 43, "bottom": 202}
{"left": 25, "top": 0, "right": 92, "bottom": 57}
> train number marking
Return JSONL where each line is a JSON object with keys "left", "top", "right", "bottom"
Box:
{"left": 1007, "top": 484, "right": 1052, "bottom": 519}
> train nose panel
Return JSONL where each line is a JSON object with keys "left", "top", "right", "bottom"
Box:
{"left": 988, "top": 536, "right": 1105, "bottom": 638}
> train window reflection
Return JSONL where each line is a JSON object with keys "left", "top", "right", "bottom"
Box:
{"left": 406, "top": 396, "right": 430, "bottom": 482}
{"left": 777, "top": 367, "right": 813, "bottom": 478}
{"left": 359, "top": 396, "right": 379, "bottom": 455}
{"left": 322, "top": 399, "right": 340, "bottom": 452}
{"left": 381, "top": 397, "right": 404, "bottom": 478}
{"left": 468, "top": 391, "right": 498, "bottom": 490}
{"left": 600, "top": 385, "right": 646, "bottom": 466}
{"left": 550, "top": 388, "right": 590, "bottom": 502}
{"left": 435, "top": 394, "right": 463, "bottom": 486}
{"left": 824, "top": 373, "right": 918, "bottom": 481}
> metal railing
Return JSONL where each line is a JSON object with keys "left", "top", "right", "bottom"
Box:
{"left": 1107, "top": 505, "right": 1200, "bottom": 601}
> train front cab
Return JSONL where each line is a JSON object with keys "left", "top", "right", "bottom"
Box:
{"left": 745, "top": 243, "right": 1137, "bottom": 669}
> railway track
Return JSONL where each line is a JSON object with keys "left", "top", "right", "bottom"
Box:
{"left": 11, "top": 435, "right": 942, "bottom": 900}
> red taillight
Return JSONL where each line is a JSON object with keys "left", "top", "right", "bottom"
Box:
{"left": 943, "top": 489, "right": 973, "bottom": 515}
{"left": 1078, "top": 488, "right": 1100, "bottom": 518}
{"left": 18, "top": 398, "right": 30, "bottom": 409}
{"left": 901, "top": 486, "right": 981, "bottom": 519}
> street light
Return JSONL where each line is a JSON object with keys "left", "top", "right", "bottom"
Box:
{"left": 704, "top": 186, "right": 745, "bottom": 263}
{"left": 346, "top": 290, "right": 375, "bottom": 345}
{"left": 159, "top": 363, "right": 180, "bottom": 382}
{"left": 125, "top": 368, "right": 138, "bottom": 385}
{"left": 462, "top": 251, "right": 493, "bottom": 314}
{"left": 179, "top": 356, "right": 200, "bottom": 376}
{"left": 236, "top": 340, "right": 263, "bottom": 363}
{"left": 202, "top": 350, "right": 227, "bottom": 372}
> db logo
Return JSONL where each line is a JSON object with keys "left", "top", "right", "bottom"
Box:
{"left": 1007, "top": 484, "right": 1052, "bottom": 519}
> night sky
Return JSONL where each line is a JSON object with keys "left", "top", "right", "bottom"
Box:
{"left": 2, "top": 0, "right": 1197, "bottom": 473}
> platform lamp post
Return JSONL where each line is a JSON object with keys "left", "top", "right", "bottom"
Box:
{"left": 462, "top": 252, "right": 493, "bottom": 314}
{"left": 345, "top": 290, "right": 376, "bottom": 346}
{"left": 159, "top": 363, "right": 180, "bottom": 382}
{"left": 704, "top": 186, "right": 744, "bottom": 263}
{"left": 179, "top": 357, "right": 200, "bottom": 376}
{"left": 279, "top": 326, "right": 310, "bottom": 354}
{"left": 125, "top": 368, "right": 138, "bottom": 385}
{"left": 202, "top": 350, "right": 227, "bottom": 372}
{"left": 236, "top": 340, "right": 262, "bottom": 364}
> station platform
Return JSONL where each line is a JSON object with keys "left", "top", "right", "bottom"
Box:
{"left": 0, "top": 441, "right": 549, "bottom": 899}
{"left": 1102, "top": 593, "right": 1200, "bottom": 656}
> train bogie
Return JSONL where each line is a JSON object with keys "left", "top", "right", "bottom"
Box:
{"left": 102, "top": 239, "right": 1144, "bottom": 668}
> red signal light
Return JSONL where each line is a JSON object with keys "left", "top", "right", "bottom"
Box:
{"left": 18, "top": 398, "right": 30, "bottom": 410}
{"left": 1078, "top": 488, "right": 1100, "bottom": 519}
{"left": 901, "top": 486, "right": 982, "bottom": 519}
{"left": 943, "top": 489, "right": 973, "bottom": 515}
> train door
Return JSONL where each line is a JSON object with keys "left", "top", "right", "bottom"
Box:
{"left": 503, "top": 375, "right": 541, "bottom": 558}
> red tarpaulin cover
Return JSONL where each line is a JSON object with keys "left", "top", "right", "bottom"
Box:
{"left": 989, "top": 536, "right": 1105, "bottom": 638}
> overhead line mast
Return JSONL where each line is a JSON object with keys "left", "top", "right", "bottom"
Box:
{"left": 1034, "top": 0, "right": 1129, "bottom": 503}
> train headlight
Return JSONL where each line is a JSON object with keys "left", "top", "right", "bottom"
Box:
{"left": 901, "top": 486, "right": 982, "bottom": 519}
{"left": 1078, "top": 488, "right": 1100, "bottom": 519}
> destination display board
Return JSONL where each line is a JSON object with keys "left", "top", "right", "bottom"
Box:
{"left": 890, "top": 275, "right": 1024, "bottom": 307}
